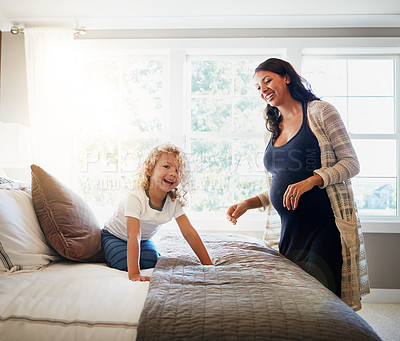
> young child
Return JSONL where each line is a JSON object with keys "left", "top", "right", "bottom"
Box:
{"left": 101, "top": 143, "right": 213, "bottom": 282}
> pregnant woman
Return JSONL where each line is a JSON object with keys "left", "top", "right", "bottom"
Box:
{"left": 226, "top": 58, "right": 369, "bottom": 311}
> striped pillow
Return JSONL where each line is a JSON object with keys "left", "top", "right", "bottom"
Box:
{"left": 0, "top": 188, "right": 60, "bottom": 272}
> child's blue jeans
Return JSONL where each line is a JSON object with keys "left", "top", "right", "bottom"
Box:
{"left": 101, "top": 229, "right": 160, "bottom": 271}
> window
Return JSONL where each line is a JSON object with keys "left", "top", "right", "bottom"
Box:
{"left": 186, "top": 56, "right": 268, "bottom": 212}
{"left": 302, "top": 56, "right": 398, "bottom": 216}
{"left": 70, "top": 40, "right": 400, "bottom": 229}
{"left": 74, "top": 55, "right": 167, "bottom": 222}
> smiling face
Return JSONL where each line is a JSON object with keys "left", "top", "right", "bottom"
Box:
{"left": 254, "top": 70, "right": 291, "bottom": 107}
{"left": 148, "top": 152, "right": 180, "bottom": 194}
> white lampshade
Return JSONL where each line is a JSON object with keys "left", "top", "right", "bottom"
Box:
{"left": 0, "top": 123, "right": 32, "bottom": 169}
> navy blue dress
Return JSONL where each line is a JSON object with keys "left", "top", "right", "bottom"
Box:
{"left": 264, "top": 102, "right": 342, "bottom": 296}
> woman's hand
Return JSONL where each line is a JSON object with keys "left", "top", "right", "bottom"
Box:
{"left": 283, "top": 174, "right": 323, "bottom": 210}
{"left": 129, "top": 273, "right": 151, "bottom": 282}
{"left": 226, "top": 202, "right": 249, "bottom": 225}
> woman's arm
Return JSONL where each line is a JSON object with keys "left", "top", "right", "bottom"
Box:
{"left": 175, "top": 214, "right": 213, "bottom": 265}
{"left": 311, "top": 101, "right": 360, "bottom": 187}
{"left": 126, "top": 216, "right": 150, "bottom": 282}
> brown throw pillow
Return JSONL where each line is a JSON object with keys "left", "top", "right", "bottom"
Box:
{"left": 31, "top": 165, "right": 104, "bottom": 262}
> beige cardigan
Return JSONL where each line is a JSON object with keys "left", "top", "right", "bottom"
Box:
{"left": 257, "top": 100, "right": 370, "bottom": 311}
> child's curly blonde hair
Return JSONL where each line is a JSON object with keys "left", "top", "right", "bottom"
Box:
{"left": 136, "top": 143, "right": 190, "bottom": 206}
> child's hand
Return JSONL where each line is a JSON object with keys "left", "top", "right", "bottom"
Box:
{"left": 129, "top": 273, "right": 151, "bottom": 282}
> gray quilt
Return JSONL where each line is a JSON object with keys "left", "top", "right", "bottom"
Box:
{"left": 137, "top": 233, "right": 380, "bottom": 341}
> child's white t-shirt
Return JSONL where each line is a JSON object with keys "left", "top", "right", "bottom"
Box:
{"left": 104, "top": 187, "right": 184, "bottom": 241}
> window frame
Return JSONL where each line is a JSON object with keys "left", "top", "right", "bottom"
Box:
{"left": 301, "top": 54, "right": 399, "bottom": 217}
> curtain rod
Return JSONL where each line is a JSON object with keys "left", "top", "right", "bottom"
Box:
{"left": 10, "top": 26, "right": 87, "bottom": 36}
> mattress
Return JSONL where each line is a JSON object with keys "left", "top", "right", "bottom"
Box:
{"left": 0, "top": 262, "right": 153, "bottom": 341}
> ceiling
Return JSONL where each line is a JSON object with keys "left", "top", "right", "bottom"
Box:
{"left": 1, "top": 0, "right": 400, "bottom": 32}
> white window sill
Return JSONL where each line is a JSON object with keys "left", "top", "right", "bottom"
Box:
{"left": 359, "top": 217, "right": 400, "bottom": 234}
{"left": 163, "top": 211, "right": 400, "bottom": 235}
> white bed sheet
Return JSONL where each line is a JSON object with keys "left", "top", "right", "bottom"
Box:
{"left": 0, "top": 261, "right": 153, "bottom": 341}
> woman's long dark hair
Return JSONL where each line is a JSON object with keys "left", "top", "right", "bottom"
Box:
{"left": 255, "top": 58, "right": 319, "bottom": 139}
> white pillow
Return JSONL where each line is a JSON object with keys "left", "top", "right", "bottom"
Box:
{"left": 0, "top": 188, "right": 60, "bottom": 272}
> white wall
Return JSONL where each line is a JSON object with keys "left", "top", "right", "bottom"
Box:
{"left": 0, "top": 32, "right": 31, "bottom": 181}
{"left": 0, "top": 32, "right": 29, "bottom": 126}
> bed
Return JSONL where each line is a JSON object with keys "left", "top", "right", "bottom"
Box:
{"left": 0, "top": 168, "right": 381, "bottom": 341}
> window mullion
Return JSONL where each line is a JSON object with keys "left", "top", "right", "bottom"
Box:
{"left": 167, "top": 49, "right": 186, "bottom": 148}
{"left": 396, "top": 56, "right": 400, "bottom": 216}
{"left": 349, "top": 133, "right": 398, "bottom": 140}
